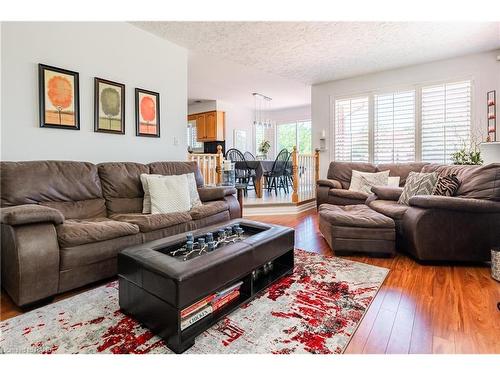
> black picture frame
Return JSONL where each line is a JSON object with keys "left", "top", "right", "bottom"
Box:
{"left": 94, "top": 77, "right": 126, "bottom": 135}
{"left": 135, "top": 88, "right": 160, "bottom": 138}
{"left": 38, "top": 64, "right": 80, "bottom": 130}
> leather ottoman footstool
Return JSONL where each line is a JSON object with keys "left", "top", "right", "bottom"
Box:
{"left": 318, "top": 204, "right": 395, "bottom": 257}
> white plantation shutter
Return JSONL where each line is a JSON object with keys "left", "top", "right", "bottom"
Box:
{"left": 334, "top": 97, "right": 369, "bottom": 162}
{"left": 421, "top": 81, "right": 471, "bottom": 163}
{"left": 187, "top": 123, "right": 203, "bottom": 150}
{"left": 374, "top": 90, "right": 416, "bottom": 163}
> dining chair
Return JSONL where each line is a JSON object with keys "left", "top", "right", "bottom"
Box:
{"left": 225, "top": 148, "right": 256, "bottom": 194}
{"left": 263, "top": 149, "right": 291, "bottom": 195}
{"left": 243, "top": 151, "right": 256, "bottom": 161}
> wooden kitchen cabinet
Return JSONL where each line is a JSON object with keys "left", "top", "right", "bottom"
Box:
{"left": 189, "top": 111, "right": 225, "bottom": 142}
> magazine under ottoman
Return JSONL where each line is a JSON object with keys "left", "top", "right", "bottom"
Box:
{"left": 118, "top": 219, "right": 295, "bottom": 353}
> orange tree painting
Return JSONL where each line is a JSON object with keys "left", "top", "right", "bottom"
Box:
{"left": 47, "top": 75, "right": 73, "bottom": 125}
{"left": 39, "top": 64, "right": 80, "bottom": 130}
{"left": 135, "top": 88, "right": 160, "bottom": 137}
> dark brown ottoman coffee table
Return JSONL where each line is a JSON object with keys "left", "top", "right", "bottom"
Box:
{"left": 118, "top": 219, "right": 294, "bottom": 353}
{"left": 318, "top": 204, "right": 395, "bottom": 257}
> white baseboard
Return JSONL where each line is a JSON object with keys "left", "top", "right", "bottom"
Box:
{"left": 243, "top": 201, "right": 316, "bottom": 216}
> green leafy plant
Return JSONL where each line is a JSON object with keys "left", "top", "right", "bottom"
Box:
{"left": 451, "top": 138, "right": 483, "bottom": 165}
{"left": 258, "top": 140, "right": 271, "bottom": 157}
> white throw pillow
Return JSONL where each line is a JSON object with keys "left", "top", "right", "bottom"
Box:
{"left": 349, "top": 170, "right": 390, "bottom": 193}
{"left": 148, "top": 174, "right": 191, "bottom": 214}
{"left": 388, "top": 176, "right": 401, "bottom": 187}
{"left": 141, "top": 173, "right": 201, "bottom": 213}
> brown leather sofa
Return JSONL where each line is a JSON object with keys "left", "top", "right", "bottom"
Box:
{"left": 0, "top": 160, "right": 241, "bottom": 307}
{"left": 317, "top": 161, "right": 429, "bottom": 206}
{"left": 317, "top": 162, "right": 500, "bottom": 262}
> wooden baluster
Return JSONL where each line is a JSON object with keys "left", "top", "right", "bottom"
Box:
{"left": 216, "top": 145, "right": 223, "bottom": 185}
{"left": 292, "top": 146, "right": 299, "bottom": 203}
{"left": 314, "top": 148, "right": 320, "bottom": 187}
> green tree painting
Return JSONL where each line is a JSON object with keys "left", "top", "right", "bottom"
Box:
{"left": 100, "top": 87, "right": 121, "bottom": 130}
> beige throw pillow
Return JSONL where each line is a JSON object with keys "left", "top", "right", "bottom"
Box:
{"left": 141, "top": 173, "right": 201, "bottom": 213}
{"left": 148, "top": 174, "right": 191, "bottom": 214}
{"left": 349, "top": 170, "right": 390, "bottom": 193}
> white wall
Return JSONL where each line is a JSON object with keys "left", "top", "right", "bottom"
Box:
{"left": 1, "top": 22, "right": 188, "bottom": 163}
{"left": 270, "top": 105, "right": 311, "bottom": 124}
{"left": 216, "top": 101, "right": 254, "bottom": 153}
{"left": 312, "top": 50, "right": 500, "bottom": 177}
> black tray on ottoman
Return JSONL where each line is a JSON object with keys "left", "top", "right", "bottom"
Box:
{"left": 118, "top": 219, "right": 295, "bottom": 353}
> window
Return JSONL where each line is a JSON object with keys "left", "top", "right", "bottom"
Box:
{"left": 332, "top": 80, "right": 472, "bottom": 164}
{"left": 374, "top": 90, "right": 415, "bottom": 163}
{"left": 334, "top": 97, "right": 369, "bottom": 162}
{"left": 276, "top": 120, "right": 312, "bottom": 154}
{"left": 421, "top": 81, "right": 471, "bottom": 163}
{"left": 187, "top": 122, "right": 203, "bottom": 151}
{"left": 255, "top": 124, "right": 275, "bottom": 158}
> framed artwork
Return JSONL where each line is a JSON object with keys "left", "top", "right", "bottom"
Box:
{"left": 135, "top": 88, "right": 160, "bottom": 137}
{"left": 94, "top": 78, "right": 125, "bottom": 134}
{"left": 234, "top": 129, "right": 248, "bottom": 151}
{"left": 38, "top": 64, "right": 80, "bottom": 130}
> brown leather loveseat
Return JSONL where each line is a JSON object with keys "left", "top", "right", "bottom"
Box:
{"left": 0, "top": 160, "right": 240, "bottom": 307}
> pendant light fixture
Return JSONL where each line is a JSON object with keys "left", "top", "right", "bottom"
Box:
{"left": 252, "top": 92, "right": 275, "bottom": 129}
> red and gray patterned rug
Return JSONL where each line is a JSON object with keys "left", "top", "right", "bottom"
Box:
{"left": 0, "top": 249, "right": 388, "bottom": 354}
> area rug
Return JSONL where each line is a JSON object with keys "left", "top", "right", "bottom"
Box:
{"left": 0, "top": 249, "right": 388, "bottom": 354}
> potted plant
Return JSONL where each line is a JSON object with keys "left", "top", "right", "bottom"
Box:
{"left": 451, "top": 138, "right": 483, "bottom": 165}
{"left": 258, "top": 140, "right": 271, "bottom": 159}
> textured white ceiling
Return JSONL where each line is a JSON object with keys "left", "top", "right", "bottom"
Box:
{"left": 134, "top": 22, "right": 500, "bottom": 85}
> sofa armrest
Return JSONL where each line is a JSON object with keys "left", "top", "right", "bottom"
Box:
{"left": 1, "top": 223, "right": 60, "bottom": 306}
{"left": 408, "top": 195, "right": 500, "bottom": 213}
{"left": 197, "top": 186, "right": 237, "bottom": 202}
{"left": 371, "top": 186, "right": 404, "bottom": 201}
{"left": 0, "top": 204, "right": 64, "bottom": 226}
{"left": 317, "top": 179, "right": 342, "bottom": 189}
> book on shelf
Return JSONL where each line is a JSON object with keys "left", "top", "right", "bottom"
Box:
{"left": 180, "top": 304, "right": 213, "bottom": 331}
{"left": 180, "top": 294, "right": 215, "bottom": 319}
{"left": 214, "top": 281, "right": 243, "bottom": 299}
{"left": 212, "top": 289, "right": 240, "bottom": 312}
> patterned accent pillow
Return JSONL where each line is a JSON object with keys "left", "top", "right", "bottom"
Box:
{"left": 349, "top": 170, "right": 390, "bottom": 193}
{"left": 149, "top": 174, "right": 191, "bottom": 214}
{"left": 397, "top": 171, "right": 439, "bottom": 205}
{"left": 432, "top": 174, "right": 461, "bottom": 197}
{"left": 141, "top": 173, "right": 201, "bottom": 213}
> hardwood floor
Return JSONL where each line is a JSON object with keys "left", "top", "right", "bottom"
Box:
{"left": 2, "top": 208, "right": 499, "bottom": 353}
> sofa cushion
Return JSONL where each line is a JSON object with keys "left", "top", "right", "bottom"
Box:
{"left": 421, "top": 163, "right": 500, "bottom": 201}
{"left": 110, "top": 212, "right": 192, "bottom": 232}
{"left": 97, "top": 162, "right": 149, "bottom": 215}
{"left": 148, "top": 161, "right": 205, "bottom": 188}
{"left": 60, "top": 234, "right": 143, "bottom": 270}
{"left": 319, "top": 204, "right": 394, "bottom": 228}
{"left": 56, "top": 218, "right": 140, "bottom": 247}
{"left": 376, "top": 162, "right": 429, "bottom": 186}
{"left": 368, "top": 199, "right": 409, "bottom": 220}
{"left": 40, "top": 198, "right": 107, "bottom": 220}
{"left": 328, "top": 188, "right": 369, "bottom": 201}
{"left": 189, "top": 201, "right": 230, "bottom": 220}
{"left": 327, "top": 162, "right": 377, "bottom": 189}
{"left": 1, "top": 161, "right": 104, "bottom": 218}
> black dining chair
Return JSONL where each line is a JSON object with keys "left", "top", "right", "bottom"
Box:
{"left": 243, "top": 151, "right": 256, "bottom": 161}
{"left": 263, "top": 149, "right": 291, "bottom": 195}
{"left": 225, "top": 148, "right": 256, "bottom": 194}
